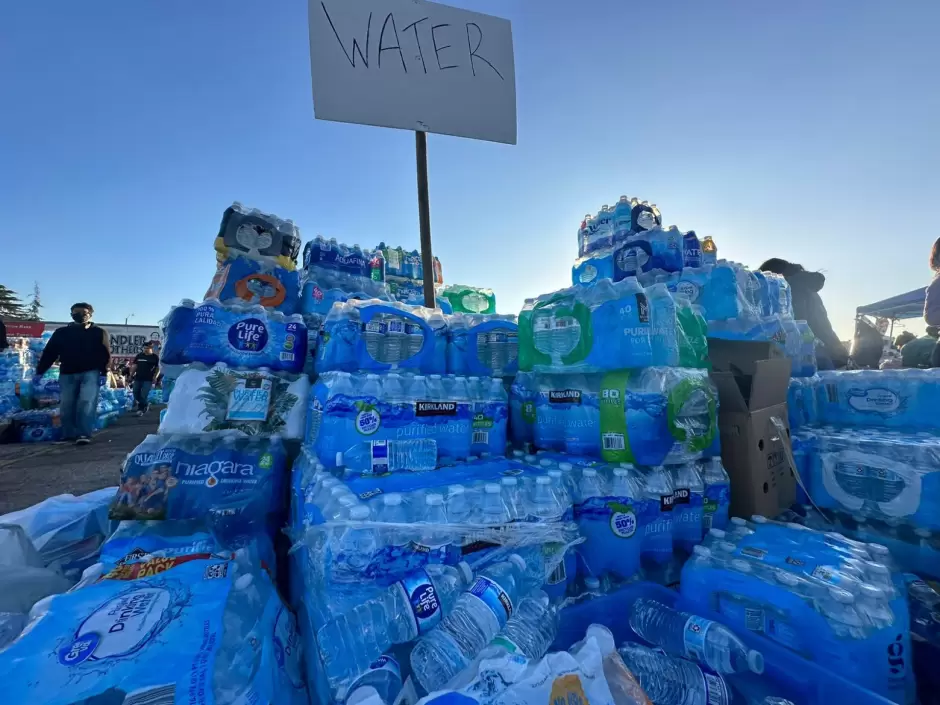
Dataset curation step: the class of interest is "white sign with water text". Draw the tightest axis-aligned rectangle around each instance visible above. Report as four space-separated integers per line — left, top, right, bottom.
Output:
308 0 516 144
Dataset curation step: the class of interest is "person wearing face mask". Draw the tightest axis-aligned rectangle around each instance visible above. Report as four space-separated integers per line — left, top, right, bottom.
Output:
35 302 111 445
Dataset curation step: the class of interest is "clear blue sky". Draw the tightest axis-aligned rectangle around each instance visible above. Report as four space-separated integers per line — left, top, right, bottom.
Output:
2 0 938 338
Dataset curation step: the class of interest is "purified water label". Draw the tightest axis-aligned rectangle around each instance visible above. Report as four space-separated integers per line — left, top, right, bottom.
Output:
227 376 273 421
683 615 714 661
467 576 513 627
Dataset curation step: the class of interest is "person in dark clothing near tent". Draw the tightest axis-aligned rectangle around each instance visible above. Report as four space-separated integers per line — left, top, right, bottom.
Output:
0 319 8 350
35 302 110 445
759 258 849 369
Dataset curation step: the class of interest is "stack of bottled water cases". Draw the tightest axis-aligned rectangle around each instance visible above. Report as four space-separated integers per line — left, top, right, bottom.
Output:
522 452 731 587
570 196 817 373
118 203 309 539
302 236 391 317
315 299 518 379
292 293 572 703
0 341 34 421
202 201 312 377
0 521 307 705
789 368 940 578
375 242 448 309
514 277 718 457
288 449 580 704
680 516 913 704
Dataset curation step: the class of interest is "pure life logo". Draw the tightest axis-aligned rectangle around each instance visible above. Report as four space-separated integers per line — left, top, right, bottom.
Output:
229 318 269 352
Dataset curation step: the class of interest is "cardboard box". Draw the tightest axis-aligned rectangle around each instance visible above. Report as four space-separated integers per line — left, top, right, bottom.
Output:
708 338 795 518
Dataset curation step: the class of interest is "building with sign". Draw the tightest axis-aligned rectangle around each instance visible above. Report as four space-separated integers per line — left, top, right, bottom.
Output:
3 320 161 360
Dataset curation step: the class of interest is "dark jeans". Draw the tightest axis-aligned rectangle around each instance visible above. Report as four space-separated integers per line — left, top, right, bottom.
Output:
59 370 99 439
133 379 153 411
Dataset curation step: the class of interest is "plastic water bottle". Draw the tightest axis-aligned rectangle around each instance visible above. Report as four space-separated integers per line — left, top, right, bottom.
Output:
382 373 405 403
629 598 764 674
447 590 558 690
364 317 386 363
446 484 472 525
410 554 531 693
361 373 383 400
618 642 732 705
338 439 437 474
378 493 411 549
318 563 473 683
481 482 511 524
500 477 523 521
405 320 424 361
386 317 407 364
418 493 450 554
530 475 564 522
426 374 444 402
492 589 557 658
336 504 377 572
578 467 606 502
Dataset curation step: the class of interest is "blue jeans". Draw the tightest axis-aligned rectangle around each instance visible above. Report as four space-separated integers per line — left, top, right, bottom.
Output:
59 370 100 440
133 380 153 411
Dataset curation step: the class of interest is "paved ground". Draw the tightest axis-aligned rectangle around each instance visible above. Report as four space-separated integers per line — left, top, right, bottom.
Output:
0 410 160 515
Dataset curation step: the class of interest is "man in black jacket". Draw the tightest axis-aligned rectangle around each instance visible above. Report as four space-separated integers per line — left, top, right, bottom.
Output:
35 302 110 445
759 259 850 369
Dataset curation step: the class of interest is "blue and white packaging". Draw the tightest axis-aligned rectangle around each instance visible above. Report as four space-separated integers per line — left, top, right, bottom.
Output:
447 313 519 378
109 432 289 532
518 368 718 467
317 299 447 375
816 369 940 430
797 426 940 532
300 236 390 316
0 548 307 705
681 520 913 704
611 226 684 279
518 278 654 373
307 371 494 470
161 299 307 373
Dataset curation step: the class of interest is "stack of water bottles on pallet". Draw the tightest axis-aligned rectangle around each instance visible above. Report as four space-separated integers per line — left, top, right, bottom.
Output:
0 518 307 704
572 195 816 367
0 339 37 421
510 244 725 584
681 515 917 704
376 241 445 308
292 289 583 703
788 367 940 580
0 203 316 702
8 363 130 443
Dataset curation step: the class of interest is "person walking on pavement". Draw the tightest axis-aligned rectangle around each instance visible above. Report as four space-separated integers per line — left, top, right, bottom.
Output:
35 302 110 445
129 341 160 416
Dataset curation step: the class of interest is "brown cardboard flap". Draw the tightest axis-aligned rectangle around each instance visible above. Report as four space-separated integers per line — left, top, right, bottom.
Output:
710 371 750 413
708 338 784 374
748 358 792 409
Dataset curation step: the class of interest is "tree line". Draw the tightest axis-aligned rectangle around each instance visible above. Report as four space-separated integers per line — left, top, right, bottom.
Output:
0 282 43 320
